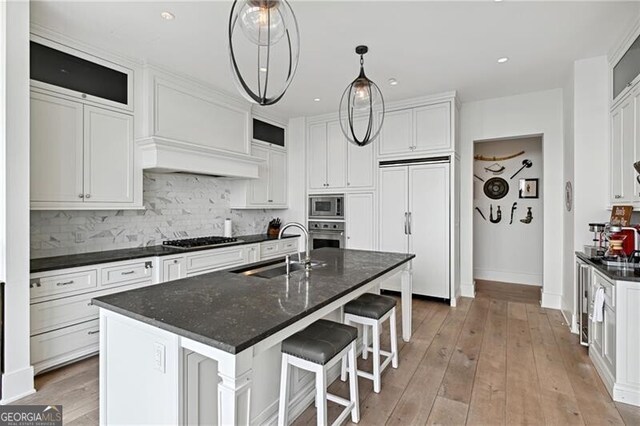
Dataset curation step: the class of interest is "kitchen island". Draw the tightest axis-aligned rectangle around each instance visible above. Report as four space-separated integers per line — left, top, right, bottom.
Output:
93 248 414 425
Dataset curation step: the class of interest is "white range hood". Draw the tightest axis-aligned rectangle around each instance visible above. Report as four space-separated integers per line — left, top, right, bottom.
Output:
137 137 263 179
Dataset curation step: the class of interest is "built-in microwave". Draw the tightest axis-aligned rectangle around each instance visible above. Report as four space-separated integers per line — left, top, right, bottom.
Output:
309 195 344 220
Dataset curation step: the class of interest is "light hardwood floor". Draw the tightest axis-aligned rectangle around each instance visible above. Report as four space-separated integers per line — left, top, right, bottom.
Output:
16 295 640 425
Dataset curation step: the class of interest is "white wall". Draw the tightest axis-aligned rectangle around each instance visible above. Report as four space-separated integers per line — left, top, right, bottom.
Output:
473 137 543 286
573 56 611 249
562 65 576 329
1 0 34 403
460 89 564 309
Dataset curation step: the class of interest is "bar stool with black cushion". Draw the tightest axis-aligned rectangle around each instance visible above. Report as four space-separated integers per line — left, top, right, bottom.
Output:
278 319 360 426
340 293 398 393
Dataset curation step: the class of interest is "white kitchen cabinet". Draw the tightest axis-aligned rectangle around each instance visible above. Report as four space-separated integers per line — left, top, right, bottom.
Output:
327 121 348 189
347 131 375 189
307 120 347 191
30 91 139 210
229 142 288 209
83 106 134 203
378 101 452 158
345 192 375 250
30 92 84 204
259 239 298 261
379 109 413 157
603 303 616 374
162 256 187 282
379 160 450 299
610 85 640 205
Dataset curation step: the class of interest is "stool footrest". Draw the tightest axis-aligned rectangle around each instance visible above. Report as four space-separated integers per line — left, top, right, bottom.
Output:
327 393 351 407
331 402 356 426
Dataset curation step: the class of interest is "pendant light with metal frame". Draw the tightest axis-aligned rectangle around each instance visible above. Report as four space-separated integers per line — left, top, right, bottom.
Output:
339 45 385 147
228 0 300 106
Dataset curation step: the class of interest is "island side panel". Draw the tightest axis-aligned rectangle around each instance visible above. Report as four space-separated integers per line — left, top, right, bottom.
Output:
99 309 181 426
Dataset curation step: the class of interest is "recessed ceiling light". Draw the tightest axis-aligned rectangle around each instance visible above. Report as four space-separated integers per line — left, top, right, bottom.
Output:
494 0 503 2
259 67 268 73
313 98 321 102
160 11 175 20
388 78 399 86
497 57 509 63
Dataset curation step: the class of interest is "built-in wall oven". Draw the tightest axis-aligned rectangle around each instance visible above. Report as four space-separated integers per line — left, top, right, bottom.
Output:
309 195 344 220
308 221 345 249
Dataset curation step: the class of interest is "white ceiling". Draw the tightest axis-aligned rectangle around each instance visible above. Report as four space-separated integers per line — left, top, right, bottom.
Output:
31 1 640 118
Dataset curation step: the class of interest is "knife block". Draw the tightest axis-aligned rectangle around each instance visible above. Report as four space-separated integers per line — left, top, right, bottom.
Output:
267 224 281 237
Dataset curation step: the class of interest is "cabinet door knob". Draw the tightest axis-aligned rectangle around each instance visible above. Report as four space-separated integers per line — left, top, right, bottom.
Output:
347 182 351 186
78 194 84 199
82 93 87 98
173 259 179 264
268 199 273 203
615 195 622 199
85 194 91 199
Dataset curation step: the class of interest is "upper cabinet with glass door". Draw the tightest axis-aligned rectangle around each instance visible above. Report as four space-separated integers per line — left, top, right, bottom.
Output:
30 35 133 112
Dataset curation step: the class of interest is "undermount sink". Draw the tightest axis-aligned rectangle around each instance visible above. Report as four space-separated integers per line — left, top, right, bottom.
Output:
231 259 325 279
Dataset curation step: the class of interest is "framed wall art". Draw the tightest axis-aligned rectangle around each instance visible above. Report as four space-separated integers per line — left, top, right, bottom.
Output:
519 178 539 199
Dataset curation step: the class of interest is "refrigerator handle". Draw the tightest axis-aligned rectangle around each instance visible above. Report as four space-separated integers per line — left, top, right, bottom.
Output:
404 212 408 235
408 212 413 235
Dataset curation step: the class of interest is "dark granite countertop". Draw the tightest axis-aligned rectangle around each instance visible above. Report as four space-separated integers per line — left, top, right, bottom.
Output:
30 234 297 273
576 251 640 283
92 248 414 354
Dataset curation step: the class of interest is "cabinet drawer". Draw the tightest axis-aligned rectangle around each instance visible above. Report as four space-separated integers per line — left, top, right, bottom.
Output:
101 260 153 287
30 280 153 335
280 239 298 252
261 241 280 258
31 319 100 374
30 269 98 300
186 246 248 273
593 271 615 308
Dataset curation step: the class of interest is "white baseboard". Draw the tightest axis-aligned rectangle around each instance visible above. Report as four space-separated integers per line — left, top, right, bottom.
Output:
1 366 35 404
460 281 475 298
541 291 562 309
614 383 640 407
473 269 542 286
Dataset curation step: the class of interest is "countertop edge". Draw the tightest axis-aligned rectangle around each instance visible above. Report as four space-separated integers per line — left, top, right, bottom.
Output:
575 251 640 283
30 234 299 274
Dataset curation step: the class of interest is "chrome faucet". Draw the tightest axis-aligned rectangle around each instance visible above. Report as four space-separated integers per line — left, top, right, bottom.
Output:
278 222 311 270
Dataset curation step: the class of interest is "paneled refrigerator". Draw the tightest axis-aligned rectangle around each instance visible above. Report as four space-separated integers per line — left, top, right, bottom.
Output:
379 158 450 299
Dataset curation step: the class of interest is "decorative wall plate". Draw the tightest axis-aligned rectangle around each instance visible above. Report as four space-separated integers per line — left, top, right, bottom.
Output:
565 181 572 212
484 177 509 200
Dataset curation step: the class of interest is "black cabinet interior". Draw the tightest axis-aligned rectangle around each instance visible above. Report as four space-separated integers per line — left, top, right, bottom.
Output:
30 41 128 105
253 119 285 147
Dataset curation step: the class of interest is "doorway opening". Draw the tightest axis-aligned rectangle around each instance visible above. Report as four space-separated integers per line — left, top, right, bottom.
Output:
473 136 543 304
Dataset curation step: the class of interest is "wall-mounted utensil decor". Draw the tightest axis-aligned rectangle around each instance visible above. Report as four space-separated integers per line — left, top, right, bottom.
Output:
519 178 539 199
474 150 525 162
510 159 533 179
473 174 485 182
634 161 640 184
475 207 487 221
339 45 385 147
484 177 509 200
520 207 533 224
484 163 505 175
490 204 502 223
228 0 300 105
510 202 518 224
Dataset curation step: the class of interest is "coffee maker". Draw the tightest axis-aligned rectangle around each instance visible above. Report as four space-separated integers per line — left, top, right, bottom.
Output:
584 223 606 258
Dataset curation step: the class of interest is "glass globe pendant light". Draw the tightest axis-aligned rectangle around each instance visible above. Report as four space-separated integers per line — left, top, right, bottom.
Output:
228 0 300 106
339 45 385 147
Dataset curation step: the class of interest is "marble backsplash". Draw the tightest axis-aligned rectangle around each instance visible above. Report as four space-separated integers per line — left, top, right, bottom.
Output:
30 172 280 259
